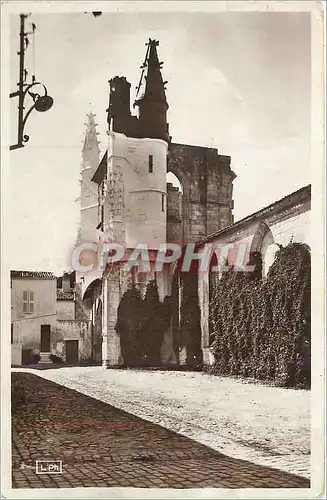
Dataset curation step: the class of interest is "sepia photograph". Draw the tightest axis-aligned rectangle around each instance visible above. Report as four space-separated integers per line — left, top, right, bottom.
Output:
1 1 325 498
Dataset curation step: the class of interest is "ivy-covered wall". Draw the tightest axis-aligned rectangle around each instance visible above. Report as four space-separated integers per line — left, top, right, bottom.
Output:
115 280 171 367
179 269 202 367
209 242 311 388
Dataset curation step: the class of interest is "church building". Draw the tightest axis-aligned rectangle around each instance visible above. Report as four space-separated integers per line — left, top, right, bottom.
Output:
76 39 310 368
76 38 236 367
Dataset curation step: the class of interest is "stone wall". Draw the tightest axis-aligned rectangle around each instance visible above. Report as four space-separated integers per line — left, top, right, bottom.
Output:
52 320 91 361
14 315 57 353
167 143 235 244
56 300 75 320
269 210 310 247
102 266 124 367
167 182 183 244
197 185 311 366
11 344 22 366
103 132 168 249
11 277 56 322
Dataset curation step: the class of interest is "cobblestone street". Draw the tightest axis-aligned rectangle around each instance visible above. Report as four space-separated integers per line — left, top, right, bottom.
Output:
21 366 310 478
11 372 310 489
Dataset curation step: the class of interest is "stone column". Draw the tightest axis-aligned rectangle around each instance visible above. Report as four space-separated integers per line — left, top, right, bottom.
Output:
102 266 123 367
101 278 108 367
198 270 213 366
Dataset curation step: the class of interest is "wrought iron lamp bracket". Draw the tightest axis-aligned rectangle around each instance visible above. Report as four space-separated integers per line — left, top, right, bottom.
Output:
10 14 53 151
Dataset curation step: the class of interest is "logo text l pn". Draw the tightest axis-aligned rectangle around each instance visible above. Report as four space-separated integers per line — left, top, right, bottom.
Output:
36 460 62 474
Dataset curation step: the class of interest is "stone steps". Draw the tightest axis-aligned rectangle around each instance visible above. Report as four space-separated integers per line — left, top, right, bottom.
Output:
39 352 51 364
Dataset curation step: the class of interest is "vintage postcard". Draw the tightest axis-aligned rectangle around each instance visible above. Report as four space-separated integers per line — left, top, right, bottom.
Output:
1 1 325 499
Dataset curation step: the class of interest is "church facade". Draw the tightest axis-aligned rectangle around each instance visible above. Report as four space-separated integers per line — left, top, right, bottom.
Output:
76 39 236 367
76 39 310 368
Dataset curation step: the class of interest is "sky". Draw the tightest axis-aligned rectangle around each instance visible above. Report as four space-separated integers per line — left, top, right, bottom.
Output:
9 10 311 274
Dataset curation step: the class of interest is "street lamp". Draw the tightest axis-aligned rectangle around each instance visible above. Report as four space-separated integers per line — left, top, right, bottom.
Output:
10 14 54 151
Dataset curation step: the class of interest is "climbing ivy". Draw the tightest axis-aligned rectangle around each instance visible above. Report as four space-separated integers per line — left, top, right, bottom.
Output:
141 280 165 365
210 242 311 388
179 266 202 367
116 280 171 367
265 243 311 387
115 286 144 366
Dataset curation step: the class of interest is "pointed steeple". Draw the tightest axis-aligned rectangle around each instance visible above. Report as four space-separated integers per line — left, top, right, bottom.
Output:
134 39 170 142
79 111 101 241
83 111 100 155
134 39 168 106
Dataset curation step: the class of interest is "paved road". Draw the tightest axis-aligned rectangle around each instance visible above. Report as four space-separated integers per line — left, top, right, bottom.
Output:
11 372 310 489
29 366 310 478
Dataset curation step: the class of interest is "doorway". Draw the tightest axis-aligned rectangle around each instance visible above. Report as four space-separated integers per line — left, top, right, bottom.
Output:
65 340 79 364
40 325 51 351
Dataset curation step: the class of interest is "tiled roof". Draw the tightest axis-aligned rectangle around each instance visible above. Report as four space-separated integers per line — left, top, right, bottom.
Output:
11 270 56 280
56 289 74 301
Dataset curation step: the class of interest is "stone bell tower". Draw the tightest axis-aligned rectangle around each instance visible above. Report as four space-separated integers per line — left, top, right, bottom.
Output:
96 39 171 367
79 112 100 241
98 38 170 250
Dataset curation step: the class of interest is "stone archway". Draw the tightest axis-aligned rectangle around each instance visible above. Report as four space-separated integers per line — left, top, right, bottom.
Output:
75 277 102 322
79 278 102 362
167 143 236 243
81 279 102 315
166 163 189 245
250 221 275 277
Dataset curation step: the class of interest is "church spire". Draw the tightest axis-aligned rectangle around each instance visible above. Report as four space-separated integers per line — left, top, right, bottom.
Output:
134 39 168 106
134 39 170 142
79 110 100 242
82 111 100 155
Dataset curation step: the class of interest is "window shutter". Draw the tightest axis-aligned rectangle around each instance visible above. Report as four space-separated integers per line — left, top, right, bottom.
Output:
22 291 34 314
22 291 28 313
29 291 35 314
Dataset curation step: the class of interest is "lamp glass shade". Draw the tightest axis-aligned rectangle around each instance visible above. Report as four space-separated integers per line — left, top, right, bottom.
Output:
35 95 53 112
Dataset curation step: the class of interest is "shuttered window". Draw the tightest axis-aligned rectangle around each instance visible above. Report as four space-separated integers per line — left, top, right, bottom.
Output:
23 291 35 314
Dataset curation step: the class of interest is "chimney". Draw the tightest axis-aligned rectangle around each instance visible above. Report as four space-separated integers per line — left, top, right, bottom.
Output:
62 272 71 292
107 76 132 133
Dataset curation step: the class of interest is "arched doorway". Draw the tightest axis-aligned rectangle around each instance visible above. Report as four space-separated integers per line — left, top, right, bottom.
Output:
81 278 102 362
81 278 102 316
